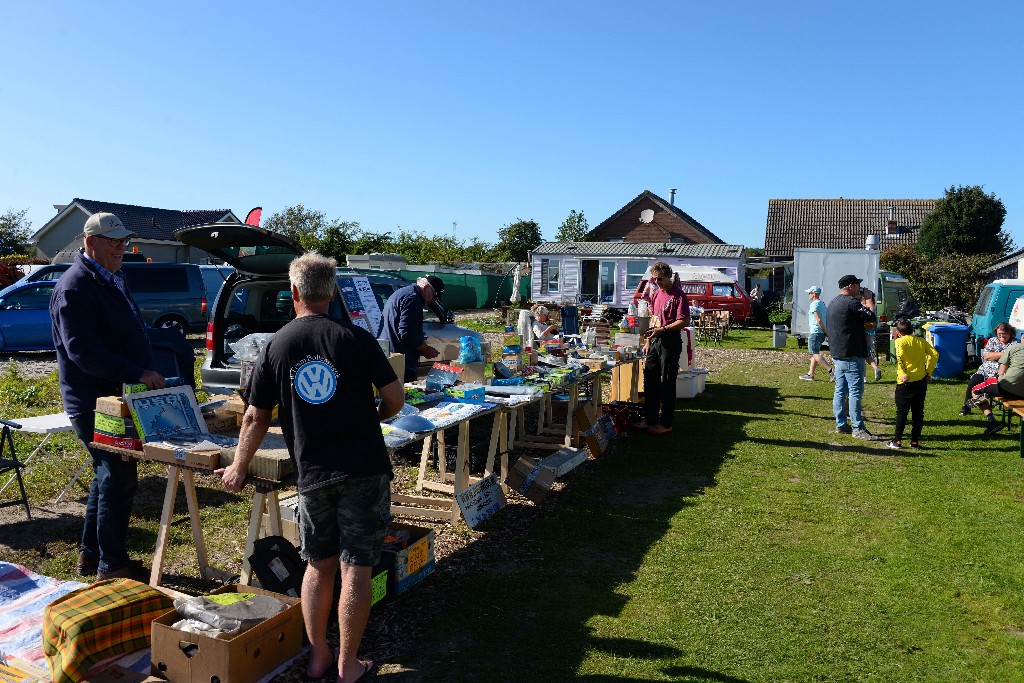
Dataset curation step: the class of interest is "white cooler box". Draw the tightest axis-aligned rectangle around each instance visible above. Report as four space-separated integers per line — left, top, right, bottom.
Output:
676 371 699 399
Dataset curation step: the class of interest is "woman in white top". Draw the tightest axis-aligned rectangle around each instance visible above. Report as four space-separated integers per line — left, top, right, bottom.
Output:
532 305 559 341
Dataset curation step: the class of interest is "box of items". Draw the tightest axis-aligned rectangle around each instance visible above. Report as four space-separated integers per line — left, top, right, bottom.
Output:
379 522 435 596
452 361 490 384
505 456 557 504
95 396 132 418
444 383 486 404
150 585 303 683
142 442 220 470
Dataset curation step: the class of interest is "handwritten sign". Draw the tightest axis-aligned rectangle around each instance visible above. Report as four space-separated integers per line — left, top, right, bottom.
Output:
455 473 507 529
406 538 431 575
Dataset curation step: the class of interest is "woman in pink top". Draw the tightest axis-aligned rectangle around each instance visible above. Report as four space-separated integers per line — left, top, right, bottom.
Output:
642 262 690 435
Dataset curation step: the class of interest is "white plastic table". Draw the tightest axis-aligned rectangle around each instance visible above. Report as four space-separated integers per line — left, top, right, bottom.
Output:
0 412 89 503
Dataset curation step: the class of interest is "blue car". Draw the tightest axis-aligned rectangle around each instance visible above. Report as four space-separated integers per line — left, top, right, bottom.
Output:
0 279 57 351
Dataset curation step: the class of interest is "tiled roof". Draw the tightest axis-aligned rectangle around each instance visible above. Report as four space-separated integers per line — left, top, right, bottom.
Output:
764 199 937 258
586 190 725 243
73 199 237 241
532 242 744 258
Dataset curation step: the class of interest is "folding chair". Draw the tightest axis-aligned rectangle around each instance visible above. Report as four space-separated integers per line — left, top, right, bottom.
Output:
0 419 31 519
560 306 581 337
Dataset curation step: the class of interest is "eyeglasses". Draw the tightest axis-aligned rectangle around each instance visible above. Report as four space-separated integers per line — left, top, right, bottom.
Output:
654 276 668 282
95 235 131 247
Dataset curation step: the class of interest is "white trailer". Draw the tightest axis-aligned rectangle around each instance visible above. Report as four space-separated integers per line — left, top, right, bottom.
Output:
790 248 880 339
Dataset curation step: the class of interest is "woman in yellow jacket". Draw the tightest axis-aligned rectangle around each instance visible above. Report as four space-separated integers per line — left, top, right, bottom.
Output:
888 318 939 450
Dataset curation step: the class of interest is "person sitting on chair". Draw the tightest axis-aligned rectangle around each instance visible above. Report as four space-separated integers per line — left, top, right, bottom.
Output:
531 305 559 341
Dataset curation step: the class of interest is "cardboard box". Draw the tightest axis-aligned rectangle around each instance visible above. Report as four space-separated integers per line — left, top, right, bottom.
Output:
95 411 136 437
204 410 238 433
143 442 220 470
375 353 405 396
573 403 615 457
219 427 294 481
541 446 588 477
260 493 300 547
150 585 303 683
505 456 556 504
380 522 435 596
444 384 486 404
96 395 131 417
92 431 143 452
452 361 489 384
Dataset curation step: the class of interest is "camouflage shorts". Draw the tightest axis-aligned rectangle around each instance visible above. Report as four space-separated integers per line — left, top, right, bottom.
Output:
298 475 392 566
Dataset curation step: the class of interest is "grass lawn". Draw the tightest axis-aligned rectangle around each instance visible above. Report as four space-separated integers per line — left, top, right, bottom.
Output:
2 331 1023 681
391 333 1024 682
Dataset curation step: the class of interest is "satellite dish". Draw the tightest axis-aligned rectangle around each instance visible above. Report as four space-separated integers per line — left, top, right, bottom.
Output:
640 209 655 224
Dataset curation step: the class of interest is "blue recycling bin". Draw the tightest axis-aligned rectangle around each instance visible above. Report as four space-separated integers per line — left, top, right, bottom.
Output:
928 323 969 378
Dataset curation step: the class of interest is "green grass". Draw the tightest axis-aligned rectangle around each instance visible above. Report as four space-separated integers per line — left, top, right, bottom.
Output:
390 332 1024 681
4 334 1024 681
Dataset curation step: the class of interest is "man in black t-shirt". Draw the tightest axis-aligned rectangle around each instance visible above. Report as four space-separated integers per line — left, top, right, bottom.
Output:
217 253 403 683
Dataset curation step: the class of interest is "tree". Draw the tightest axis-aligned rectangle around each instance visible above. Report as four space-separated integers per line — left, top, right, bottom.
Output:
263 204 330 251
917 185 1011 259
881 244 991 312
0 208 32 256
555 209 588 242
494 219 542 263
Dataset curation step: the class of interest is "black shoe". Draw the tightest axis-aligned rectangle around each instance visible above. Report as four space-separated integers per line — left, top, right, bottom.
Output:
909 442 923 450
97 559 149 582
959 406 971 416
836 424 853 434
76 551 98 577
984 422 1005 437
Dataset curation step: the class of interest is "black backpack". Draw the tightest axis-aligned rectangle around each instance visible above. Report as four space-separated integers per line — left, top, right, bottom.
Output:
246 535 306 597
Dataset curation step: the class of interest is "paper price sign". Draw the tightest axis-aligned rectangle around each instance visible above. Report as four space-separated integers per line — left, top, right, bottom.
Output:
406 539 430 575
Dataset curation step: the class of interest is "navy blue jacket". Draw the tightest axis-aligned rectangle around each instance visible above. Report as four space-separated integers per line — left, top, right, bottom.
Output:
50 252 153 419
825 293 876 360
380 284 426 378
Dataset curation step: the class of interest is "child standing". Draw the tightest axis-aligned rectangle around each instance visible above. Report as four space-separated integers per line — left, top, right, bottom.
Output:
888 318 939 449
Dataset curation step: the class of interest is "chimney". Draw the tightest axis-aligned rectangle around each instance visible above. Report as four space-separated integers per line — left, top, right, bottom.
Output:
887 206 898 235
669 188 677 205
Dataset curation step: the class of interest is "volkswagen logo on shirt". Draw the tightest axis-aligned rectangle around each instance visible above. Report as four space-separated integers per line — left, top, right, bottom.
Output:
293 360 337 404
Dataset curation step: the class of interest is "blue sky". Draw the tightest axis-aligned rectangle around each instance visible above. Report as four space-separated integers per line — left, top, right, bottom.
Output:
2 1 1022 250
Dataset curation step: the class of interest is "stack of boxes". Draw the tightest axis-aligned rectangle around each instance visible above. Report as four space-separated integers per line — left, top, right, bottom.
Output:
93 396 142 451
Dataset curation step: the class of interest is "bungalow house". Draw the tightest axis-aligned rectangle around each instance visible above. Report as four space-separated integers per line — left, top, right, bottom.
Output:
529 189 744 308
30 198 242 262
764 198 937 260
529 242 745 308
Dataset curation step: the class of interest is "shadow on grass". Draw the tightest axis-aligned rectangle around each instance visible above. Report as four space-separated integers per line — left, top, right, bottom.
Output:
371 384 769 682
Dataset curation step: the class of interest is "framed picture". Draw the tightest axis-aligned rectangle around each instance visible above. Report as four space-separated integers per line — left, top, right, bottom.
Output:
125 385 207 443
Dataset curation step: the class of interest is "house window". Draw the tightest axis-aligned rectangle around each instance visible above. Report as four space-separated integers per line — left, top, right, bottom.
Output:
542 258 560 293
607 237 624 243
626 261 649 291
670 236 687 243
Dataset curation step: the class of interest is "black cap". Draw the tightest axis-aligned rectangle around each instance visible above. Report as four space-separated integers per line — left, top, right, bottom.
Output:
838 274 862 289
425 275 445 298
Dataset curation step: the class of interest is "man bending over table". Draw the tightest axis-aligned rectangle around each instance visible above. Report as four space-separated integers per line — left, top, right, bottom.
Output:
217 252 403 683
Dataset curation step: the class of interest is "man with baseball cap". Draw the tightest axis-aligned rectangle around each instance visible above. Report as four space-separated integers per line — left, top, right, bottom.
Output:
799 285 834 382
50 212 166 580
825 274 879 439
380 275 445 382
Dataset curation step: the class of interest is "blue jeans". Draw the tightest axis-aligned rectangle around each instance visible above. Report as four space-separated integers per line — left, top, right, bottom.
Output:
833 358 866 431
69 414 139 574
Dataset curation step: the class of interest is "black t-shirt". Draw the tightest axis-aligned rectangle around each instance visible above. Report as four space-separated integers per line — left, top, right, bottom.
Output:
248 315 398 492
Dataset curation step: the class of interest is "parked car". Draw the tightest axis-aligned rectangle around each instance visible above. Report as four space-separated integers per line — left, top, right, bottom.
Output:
174 224 485 394
198 264 234 306
631 271 753 323
22 262 207 335
970 278 1024 359
0 279 58 351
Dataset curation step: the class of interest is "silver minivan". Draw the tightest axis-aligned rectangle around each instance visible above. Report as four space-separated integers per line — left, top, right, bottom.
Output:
175 224 484 394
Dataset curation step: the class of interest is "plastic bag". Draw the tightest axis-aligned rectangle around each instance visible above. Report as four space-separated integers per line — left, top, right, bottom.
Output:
637 300 650 317
173 593 287 635
458 336 483 364
229 333 275 361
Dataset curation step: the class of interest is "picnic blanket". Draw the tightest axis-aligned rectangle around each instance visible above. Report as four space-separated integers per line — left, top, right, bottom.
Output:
43 578 173 683
0 562 85 670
